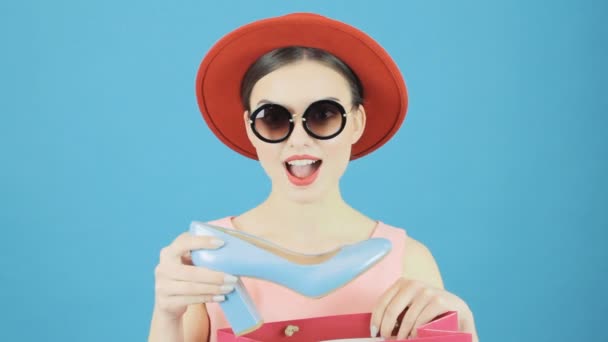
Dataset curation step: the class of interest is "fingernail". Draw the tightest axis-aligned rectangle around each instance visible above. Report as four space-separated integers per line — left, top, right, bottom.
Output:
210 238 225 247
224 274 238 284
220 284 235 293
370 325 378 337
212 295 225 302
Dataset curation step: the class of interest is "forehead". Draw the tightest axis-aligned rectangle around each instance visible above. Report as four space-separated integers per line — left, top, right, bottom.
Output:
249 60 352 111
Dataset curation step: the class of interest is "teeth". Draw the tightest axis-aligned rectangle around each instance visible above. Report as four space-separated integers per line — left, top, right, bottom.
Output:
287 159 318 166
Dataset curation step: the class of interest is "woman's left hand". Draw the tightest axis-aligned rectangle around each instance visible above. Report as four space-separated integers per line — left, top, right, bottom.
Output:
370 277 478 341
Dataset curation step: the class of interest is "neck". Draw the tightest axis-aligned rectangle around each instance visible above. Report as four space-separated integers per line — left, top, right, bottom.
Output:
255 184 356 237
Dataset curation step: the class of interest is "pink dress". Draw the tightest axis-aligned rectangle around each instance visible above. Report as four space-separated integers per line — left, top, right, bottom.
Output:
204 216 408 342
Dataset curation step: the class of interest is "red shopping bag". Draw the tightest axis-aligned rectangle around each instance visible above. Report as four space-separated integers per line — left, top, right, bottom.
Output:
217 311 471 342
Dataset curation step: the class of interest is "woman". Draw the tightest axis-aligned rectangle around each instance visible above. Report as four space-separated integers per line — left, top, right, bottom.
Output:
149 13 478 342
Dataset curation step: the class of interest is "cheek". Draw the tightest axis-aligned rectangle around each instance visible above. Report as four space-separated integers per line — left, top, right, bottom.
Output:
327 140 352 158
254 143 284 174
322 139 352 174
326 127 356 157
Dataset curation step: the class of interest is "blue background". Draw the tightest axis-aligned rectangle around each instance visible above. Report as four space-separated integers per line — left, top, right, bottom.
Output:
1 0 606 341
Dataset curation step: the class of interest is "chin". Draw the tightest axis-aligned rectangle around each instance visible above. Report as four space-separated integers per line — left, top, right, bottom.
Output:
279 181 331 204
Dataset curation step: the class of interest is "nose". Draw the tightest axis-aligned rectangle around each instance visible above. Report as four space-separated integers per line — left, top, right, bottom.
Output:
287 116 313 147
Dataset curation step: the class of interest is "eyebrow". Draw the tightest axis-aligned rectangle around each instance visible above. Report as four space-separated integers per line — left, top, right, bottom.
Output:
255 97 342 111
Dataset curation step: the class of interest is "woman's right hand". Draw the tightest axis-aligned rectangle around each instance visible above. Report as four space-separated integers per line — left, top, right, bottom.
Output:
153 232 237 320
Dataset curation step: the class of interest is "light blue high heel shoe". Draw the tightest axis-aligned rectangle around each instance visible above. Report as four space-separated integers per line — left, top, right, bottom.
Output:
189 220 392 336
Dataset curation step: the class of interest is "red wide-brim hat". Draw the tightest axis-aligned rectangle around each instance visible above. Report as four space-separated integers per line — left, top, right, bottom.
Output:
195 12 408 160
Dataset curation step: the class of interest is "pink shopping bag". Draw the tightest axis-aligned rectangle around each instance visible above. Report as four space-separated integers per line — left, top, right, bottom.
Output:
217 311 472 342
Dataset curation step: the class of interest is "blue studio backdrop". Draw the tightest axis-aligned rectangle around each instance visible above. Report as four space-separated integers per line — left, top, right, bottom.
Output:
1 1 606 341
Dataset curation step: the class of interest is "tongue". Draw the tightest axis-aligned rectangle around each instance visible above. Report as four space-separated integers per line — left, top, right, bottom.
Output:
289 163 316 178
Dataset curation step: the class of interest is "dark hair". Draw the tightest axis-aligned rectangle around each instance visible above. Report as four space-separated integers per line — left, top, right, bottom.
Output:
240 46 364 112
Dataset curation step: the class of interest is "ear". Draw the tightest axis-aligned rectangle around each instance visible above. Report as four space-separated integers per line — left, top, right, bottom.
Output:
351 104 366 145
243 110 254 144
243 110 257 147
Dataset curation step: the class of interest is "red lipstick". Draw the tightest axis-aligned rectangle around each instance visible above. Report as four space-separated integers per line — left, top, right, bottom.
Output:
284 155 322 187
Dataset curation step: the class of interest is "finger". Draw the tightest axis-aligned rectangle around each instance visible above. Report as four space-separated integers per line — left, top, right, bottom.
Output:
410 298 448 338
379 286 417 337
156 279 236 297
156 263 236 285
396 289 433 339
160 232 225 262
163 294 227 309
370 281 401 337
461 313 476 334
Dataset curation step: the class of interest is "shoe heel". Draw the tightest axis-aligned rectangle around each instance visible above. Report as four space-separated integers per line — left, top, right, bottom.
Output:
220 278 262 336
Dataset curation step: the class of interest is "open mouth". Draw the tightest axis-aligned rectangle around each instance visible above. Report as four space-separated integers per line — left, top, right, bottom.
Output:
285 160 322 178
284 159 322 186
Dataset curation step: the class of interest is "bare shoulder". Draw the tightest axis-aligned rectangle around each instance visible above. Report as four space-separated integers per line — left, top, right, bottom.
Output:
402 235 445 289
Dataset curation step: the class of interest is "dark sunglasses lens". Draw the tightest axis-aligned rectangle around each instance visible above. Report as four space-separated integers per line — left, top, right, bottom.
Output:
305 101 345 137
252 105 291 141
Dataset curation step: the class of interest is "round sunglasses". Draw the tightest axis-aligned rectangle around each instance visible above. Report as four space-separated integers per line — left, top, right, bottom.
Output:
248 99 352 143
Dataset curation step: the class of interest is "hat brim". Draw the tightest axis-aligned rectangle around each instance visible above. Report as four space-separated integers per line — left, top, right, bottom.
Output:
196 12 408 160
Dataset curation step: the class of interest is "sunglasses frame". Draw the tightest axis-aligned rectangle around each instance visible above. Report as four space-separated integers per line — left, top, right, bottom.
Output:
248 99 352 144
